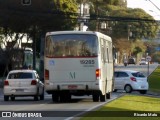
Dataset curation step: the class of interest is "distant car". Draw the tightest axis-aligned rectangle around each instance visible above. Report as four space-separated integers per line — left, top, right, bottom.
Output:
114 70 148 94
3 70 44 101
139 58 148 65
128 58 136 65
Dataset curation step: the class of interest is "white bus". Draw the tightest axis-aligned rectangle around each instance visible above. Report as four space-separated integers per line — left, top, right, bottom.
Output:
44 31 114 102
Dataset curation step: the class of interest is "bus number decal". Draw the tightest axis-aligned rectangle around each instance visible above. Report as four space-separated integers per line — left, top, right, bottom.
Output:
80 60 95 64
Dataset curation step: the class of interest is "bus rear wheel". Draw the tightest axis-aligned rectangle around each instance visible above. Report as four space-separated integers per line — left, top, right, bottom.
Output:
52 92 59 102
92 91 100 102
60 91 71 103
106 92 111 99
100 94 106 102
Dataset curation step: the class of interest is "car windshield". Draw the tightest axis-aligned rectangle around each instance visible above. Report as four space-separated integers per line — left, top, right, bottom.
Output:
132 72 145 78
141 58 146 61
8 72 33 79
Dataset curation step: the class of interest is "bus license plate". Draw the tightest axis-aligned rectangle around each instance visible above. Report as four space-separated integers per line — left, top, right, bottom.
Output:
141 86 145 88
68 85 77 89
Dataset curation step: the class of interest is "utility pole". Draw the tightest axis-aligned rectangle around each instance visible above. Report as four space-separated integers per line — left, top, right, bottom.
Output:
95 0 99 31
79 0 84 31
32 26 36 70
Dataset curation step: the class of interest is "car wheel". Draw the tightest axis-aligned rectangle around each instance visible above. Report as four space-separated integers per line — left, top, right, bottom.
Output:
34 96 39 101
52 92 59 102
40 93 44 100
139 90 147 94
40 88 44 100
34 87 39 101
113 89 117 92
4 95 9 101
11 96 15 101
124 85 132 93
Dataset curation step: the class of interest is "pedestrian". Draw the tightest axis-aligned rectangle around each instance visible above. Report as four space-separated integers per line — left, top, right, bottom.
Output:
28 65 32 70
22 63 28 69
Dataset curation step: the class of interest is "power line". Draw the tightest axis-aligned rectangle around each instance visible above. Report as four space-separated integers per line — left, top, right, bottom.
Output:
146 0 160 12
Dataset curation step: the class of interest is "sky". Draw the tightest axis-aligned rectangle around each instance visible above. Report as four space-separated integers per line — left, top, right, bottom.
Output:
127 0 160 20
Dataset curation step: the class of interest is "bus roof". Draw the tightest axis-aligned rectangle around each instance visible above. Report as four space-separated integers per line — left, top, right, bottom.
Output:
46 31 112 42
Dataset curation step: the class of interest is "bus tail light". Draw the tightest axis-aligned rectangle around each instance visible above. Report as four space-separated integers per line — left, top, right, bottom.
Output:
96 69 101 80
45 69 49 80
4 80 9 86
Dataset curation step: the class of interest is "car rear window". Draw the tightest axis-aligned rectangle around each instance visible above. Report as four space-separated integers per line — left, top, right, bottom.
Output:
132 72 145 77
8 72 33 79
114 72 129 77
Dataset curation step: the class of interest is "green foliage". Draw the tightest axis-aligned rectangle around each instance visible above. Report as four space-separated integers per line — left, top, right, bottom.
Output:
0 0 78 53
0 27 3 46
152 52 160 63
148 66 160 92
110 8 158 40
131 40 146 56
132 46 142 55
0 0 78 33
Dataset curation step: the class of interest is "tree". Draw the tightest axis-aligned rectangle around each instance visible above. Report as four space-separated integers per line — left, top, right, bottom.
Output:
109 8 158 40
0 0 79 72
0 0 78 32
86 1 158 64
114 39 131 63
0 26 31 76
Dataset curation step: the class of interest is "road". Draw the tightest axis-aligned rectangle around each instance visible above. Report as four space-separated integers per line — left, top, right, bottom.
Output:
0 64 158 120
115 63 159 77
0 92 124 120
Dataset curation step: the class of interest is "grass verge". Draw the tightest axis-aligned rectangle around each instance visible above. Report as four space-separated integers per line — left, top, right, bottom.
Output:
148 66 160 93
79 66 160 120
80 95 160 120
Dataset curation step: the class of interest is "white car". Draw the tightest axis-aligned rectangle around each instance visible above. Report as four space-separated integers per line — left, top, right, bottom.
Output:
114 70 148 94
3 70 44 101
139 58 148 65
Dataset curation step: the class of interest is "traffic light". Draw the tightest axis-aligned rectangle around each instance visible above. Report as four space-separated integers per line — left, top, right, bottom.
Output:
21 0 31 5
146 45 151 55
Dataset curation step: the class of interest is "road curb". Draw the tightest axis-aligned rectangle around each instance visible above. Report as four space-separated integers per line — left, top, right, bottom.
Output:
64 93 125 120
146 91 160 97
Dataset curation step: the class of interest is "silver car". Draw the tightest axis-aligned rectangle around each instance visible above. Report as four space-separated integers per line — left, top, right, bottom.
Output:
114 70 148 94
139 58 148 65
3 70 44 101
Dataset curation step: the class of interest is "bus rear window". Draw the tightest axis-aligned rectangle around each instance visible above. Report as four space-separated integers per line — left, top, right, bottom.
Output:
45 34 98 57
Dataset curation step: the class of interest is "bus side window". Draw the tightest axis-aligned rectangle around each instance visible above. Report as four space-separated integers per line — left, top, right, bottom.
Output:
108 42 113 62
103 40 106 62
101 39 105 62
106 48 109 63
104 40 109 63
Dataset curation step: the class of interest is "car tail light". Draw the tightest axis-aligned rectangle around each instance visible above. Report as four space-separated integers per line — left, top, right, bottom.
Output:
130 77 136 82
4 80 9 86
45 69 49 80
31 80 37 85
96 69 101 80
